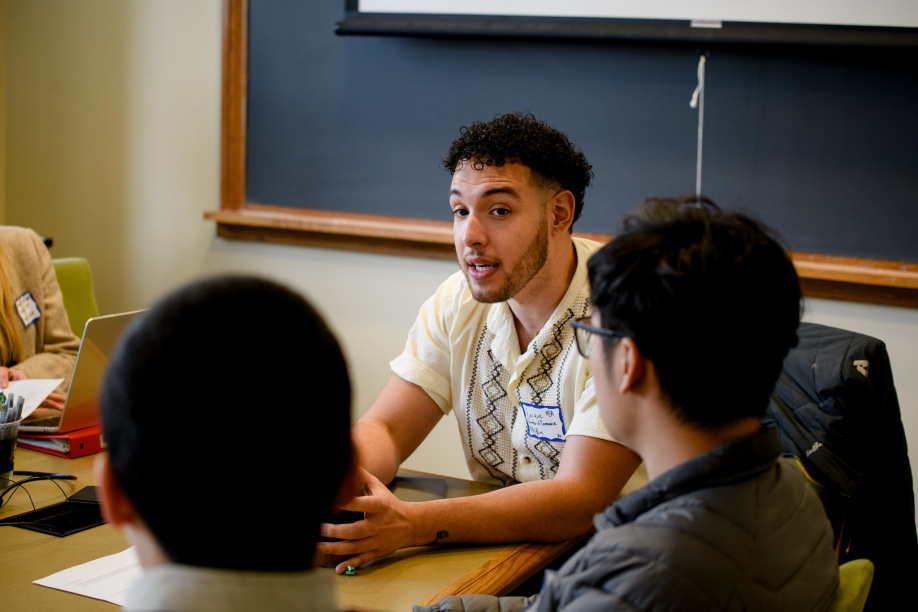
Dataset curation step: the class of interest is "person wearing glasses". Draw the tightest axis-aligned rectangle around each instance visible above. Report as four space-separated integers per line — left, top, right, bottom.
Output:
418 197 839 611
317 113 644 573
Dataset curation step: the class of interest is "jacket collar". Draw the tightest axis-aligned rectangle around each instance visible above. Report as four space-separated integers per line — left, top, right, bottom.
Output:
598 427 783 529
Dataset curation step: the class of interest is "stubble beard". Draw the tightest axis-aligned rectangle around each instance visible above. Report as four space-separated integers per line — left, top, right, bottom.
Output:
465 217 549 304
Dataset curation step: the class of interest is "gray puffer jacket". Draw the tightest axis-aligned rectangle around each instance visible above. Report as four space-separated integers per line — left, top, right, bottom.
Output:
416 428 838 612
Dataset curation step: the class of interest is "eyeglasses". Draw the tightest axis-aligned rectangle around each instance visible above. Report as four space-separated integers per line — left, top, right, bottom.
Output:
569 316 627 358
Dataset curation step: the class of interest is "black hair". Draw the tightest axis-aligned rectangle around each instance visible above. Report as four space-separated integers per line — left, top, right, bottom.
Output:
588 196 802 427
99 275 351 570
443 112 593 227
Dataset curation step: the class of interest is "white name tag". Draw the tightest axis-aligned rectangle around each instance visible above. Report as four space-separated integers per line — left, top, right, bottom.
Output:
15 291 41 328
521 402 566 442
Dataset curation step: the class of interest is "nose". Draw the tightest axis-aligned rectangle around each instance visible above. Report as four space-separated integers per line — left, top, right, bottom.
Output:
459 211 486 249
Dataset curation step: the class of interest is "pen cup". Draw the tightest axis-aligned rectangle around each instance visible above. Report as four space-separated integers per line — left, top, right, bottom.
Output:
0 419 20 493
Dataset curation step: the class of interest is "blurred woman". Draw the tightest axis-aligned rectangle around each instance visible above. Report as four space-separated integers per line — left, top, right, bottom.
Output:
0 226 80 410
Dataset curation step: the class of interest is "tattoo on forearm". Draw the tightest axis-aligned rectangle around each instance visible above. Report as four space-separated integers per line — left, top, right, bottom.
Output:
430 530 449 544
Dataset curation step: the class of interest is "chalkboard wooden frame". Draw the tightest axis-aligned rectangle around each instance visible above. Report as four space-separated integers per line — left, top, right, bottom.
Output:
205 0 918 308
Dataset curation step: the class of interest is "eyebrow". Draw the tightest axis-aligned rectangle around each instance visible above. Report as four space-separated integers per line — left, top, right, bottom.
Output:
449 186 522 199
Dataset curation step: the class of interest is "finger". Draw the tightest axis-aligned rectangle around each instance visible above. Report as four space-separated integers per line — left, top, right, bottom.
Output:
0 368 9 387
332 493 369 512
315 539 350 558
41 392 67 409
318 520 373 542
331 487 391 514
315 539 342 556
335 551 381 575
39 397 65 411
337 495 380 514
8 369 27 381
318 528 387 557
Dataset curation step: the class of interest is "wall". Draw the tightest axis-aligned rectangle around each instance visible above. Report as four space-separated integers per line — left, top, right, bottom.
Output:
4 1 918 512
5 0 219 312
0 0 5 222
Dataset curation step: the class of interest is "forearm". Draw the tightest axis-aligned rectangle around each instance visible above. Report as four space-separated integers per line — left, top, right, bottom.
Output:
351 373 446 485
404 437 641 546
403 476 610 547
319 471 611 575
351 417 403 485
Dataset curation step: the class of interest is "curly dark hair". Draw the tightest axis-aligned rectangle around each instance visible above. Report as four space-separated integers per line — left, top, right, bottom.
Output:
443 112 594 227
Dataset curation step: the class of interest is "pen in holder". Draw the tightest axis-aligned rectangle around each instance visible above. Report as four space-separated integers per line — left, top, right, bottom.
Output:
0 393 24 493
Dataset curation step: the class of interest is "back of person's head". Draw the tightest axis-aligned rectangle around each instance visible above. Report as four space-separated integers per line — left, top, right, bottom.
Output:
442 111 594 226
100 275 351 571
588 197 801 427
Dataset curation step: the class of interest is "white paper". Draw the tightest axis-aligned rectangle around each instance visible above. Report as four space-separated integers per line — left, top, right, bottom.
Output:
15 437 68 453
4 378 64 419
34 547 141 606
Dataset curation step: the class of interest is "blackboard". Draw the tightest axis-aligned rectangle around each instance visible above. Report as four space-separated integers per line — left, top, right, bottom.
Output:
208 0 918 307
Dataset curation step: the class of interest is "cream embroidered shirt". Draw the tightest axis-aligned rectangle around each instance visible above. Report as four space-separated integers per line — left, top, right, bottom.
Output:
391 237 612 485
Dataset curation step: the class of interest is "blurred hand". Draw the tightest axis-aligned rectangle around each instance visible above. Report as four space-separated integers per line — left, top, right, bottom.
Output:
315 466 418 574
0 367 27 388
39 392 66 411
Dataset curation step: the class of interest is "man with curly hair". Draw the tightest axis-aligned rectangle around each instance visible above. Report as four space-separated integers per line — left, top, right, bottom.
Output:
416 198 839 611
318 113 644 573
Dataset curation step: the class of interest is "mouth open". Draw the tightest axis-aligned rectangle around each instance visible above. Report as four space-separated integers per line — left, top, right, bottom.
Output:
467 261 498 280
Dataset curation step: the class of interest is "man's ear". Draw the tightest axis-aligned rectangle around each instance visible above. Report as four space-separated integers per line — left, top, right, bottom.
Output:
549 190 576 234
94 453 138 527
617 337 647 394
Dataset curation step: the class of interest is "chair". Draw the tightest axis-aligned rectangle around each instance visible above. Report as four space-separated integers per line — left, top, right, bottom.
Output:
827 559 874 612
764 322 918 611
52 257 100 336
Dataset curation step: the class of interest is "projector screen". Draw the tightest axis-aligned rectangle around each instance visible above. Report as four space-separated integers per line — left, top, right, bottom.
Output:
357 1 918 29
340 0 918 46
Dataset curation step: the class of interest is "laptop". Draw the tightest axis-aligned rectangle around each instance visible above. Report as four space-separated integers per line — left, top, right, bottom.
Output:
19 310 143 434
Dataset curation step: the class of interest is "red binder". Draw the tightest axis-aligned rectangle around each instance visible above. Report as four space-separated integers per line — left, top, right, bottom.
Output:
16 425 106 459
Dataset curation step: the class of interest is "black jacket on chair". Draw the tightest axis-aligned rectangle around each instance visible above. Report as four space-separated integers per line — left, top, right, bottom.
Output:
764 322 918 611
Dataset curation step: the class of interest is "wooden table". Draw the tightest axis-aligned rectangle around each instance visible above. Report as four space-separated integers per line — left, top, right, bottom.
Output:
337 472 582 610
0 449 580 611
0 449 124 611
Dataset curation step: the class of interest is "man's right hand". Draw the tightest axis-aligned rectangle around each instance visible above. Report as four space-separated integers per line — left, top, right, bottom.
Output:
316 466 421 573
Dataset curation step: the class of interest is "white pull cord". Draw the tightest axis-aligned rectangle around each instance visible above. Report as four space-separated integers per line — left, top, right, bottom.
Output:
689 54 706 198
